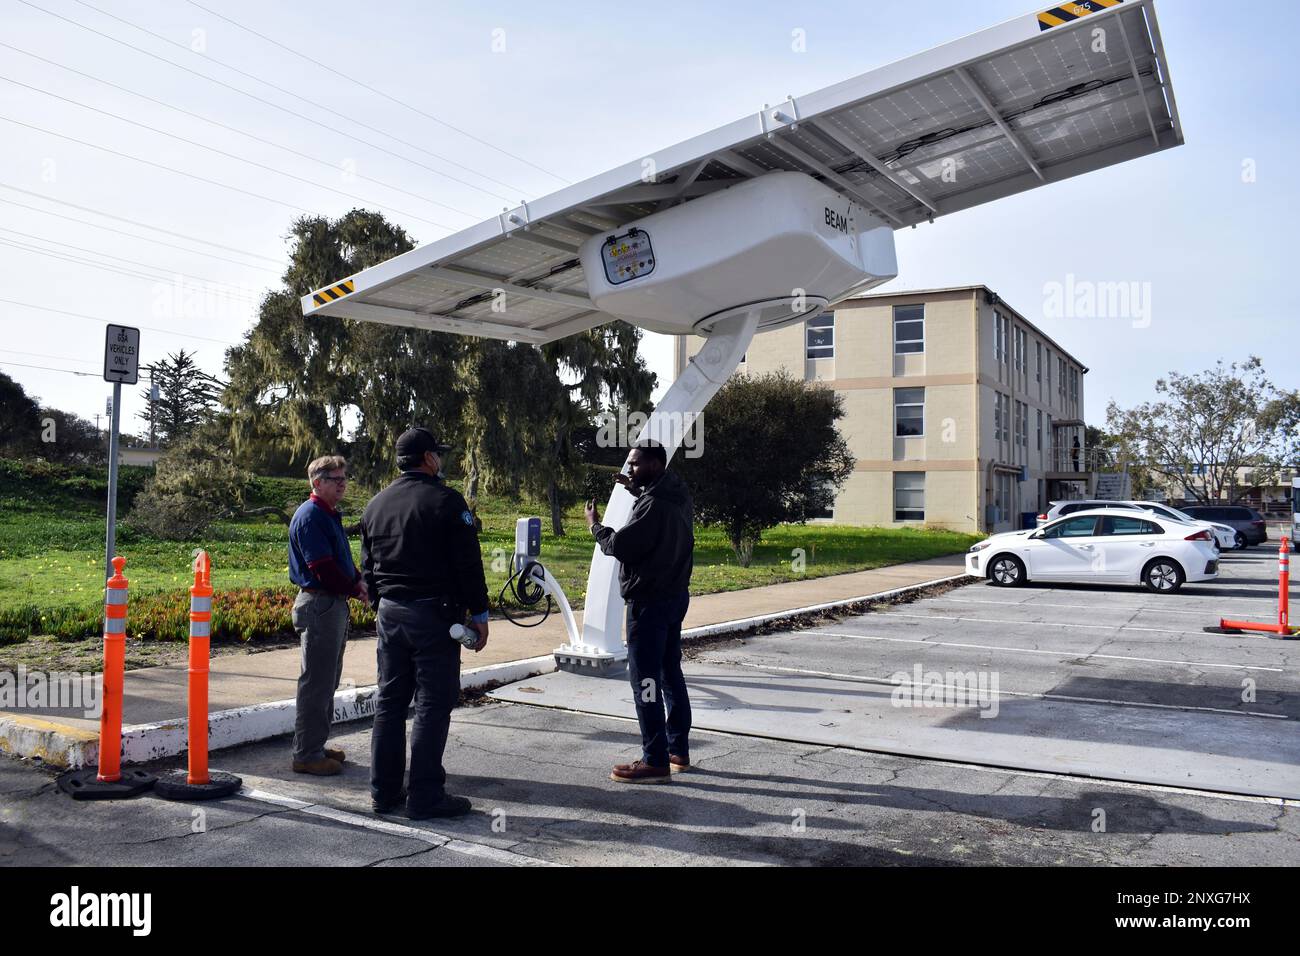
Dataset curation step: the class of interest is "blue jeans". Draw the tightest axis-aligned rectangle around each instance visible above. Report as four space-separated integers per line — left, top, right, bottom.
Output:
626 590 691 767
371 598 461 811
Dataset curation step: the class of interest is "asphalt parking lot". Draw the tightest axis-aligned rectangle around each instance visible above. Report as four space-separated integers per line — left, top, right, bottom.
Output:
496 545 1300 802
3 545 1297 866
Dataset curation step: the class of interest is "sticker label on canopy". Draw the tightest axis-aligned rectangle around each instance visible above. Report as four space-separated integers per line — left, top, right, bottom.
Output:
1037 0 1123 31
601 229 655 286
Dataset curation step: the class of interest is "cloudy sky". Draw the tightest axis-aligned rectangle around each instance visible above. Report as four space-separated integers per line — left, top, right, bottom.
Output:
1 0 1292 438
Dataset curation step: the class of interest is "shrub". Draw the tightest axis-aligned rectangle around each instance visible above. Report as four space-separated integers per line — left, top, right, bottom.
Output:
0 588 377 644
127 440 256 540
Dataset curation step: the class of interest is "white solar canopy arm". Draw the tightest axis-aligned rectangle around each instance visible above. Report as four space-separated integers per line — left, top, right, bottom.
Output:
302 0 1181 340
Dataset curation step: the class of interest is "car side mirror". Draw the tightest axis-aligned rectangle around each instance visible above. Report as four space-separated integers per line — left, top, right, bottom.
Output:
1028 531 1043 540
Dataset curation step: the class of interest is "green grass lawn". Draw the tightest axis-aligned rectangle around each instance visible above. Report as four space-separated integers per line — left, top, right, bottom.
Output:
0 459 980 629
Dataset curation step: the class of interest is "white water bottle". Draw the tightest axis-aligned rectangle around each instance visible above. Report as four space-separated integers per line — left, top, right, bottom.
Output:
449 623 478 648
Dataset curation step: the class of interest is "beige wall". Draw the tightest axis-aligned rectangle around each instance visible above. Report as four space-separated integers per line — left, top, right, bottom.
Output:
671 287 1088 534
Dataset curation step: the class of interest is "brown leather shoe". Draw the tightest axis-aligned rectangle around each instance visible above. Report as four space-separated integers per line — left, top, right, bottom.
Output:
324 746 345 763
669 755 690 773
610 760 671 784
292 757 342 776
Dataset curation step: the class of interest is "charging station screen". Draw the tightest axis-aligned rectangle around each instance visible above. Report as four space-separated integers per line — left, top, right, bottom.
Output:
601 229 655 285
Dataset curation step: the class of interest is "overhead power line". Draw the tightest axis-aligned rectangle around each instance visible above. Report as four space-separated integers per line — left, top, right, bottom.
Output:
0 42 481 220
0 73 472 226
17 0 525 203
0 113 454 232
0 236 265 301
0 183 286 265
0 195 282 274
0 296 243 347
0 360 96 377
0 347 99 366
184 0 570 185
0 226 264 297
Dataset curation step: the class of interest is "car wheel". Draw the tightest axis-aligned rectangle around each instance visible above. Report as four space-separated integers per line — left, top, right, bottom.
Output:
1233 532 1247 551
987 554 1026 587
1143 558 1184 594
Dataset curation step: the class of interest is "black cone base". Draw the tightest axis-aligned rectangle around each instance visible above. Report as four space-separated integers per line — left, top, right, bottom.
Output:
153 769 243 801
57 767 157 801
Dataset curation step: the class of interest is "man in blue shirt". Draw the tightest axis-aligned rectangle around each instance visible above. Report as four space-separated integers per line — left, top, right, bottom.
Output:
288 455 367 775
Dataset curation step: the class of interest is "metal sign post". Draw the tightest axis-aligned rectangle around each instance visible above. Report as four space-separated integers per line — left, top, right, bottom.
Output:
103 325 140 580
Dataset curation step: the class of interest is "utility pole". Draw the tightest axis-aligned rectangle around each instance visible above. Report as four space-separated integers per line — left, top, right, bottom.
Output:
149 369 158 447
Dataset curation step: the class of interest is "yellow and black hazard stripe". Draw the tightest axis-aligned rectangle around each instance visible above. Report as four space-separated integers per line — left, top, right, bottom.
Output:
311 279 355 306
1038 0 1122 31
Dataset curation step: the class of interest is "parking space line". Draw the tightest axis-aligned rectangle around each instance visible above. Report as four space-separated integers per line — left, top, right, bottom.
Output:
713 660 1288 720
930 596 1278 621
879 610 1231 637
239 787 558 867
800 630 1284 672
978 587 1284 609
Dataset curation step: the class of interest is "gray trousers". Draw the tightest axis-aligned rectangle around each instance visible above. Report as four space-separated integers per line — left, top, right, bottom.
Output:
291 591 350 762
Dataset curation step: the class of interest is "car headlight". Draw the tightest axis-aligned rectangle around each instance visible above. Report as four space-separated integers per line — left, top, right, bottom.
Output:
969 540 993 553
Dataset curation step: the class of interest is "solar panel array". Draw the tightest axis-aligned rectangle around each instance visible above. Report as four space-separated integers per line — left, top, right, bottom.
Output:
304 0 1181 343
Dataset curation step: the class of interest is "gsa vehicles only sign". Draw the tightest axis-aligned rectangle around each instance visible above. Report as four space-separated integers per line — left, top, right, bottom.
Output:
103 325 140 385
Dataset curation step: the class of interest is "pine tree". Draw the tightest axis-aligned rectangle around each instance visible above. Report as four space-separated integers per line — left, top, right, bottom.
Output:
138 349 225 447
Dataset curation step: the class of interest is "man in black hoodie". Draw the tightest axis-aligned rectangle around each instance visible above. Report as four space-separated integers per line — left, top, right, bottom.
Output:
585 441 694 784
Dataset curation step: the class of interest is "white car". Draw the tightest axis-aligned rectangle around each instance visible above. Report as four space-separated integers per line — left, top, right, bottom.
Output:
1121 501 1237 552
1038 499 1231 552
966 508 1220 593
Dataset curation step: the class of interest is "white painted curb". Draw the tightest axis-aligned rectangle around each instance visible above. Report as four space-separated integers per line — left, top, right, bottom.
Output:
4 571 966 769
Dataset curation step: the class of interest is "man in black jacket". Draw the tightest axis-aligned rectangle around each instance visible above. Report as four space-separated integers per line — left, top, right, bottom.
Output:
361 427 489 819
585 441 694 784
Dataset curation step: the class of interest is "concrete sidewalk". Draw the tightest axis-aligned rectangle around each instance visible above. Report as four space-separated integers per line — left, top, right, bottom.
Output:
0 554 965 765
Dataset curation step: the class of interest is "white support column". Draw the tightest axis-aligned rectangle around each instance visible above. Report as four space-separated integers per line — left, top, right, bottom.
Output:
554 308 761 671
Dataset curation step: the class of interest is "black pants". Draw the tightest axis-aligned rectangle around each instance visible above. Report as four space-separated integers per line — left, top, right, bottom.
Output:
371 597 461 811
626 590 691 767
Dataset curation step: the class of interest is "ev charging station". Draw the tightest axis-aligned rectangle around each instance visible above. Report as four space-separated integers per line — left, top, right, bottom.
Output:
303 0 1183 675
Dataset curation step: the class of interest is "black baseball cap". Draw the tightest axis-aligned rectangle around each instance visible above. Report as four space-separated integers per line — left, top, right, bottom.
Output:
396 427 452 459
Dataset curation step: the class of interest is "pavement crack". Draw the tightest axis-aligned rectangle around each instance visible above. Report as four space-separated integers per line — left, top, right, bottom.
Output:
0 782 56 801
98 804 298 847
449 738 604 772
364 844 438 867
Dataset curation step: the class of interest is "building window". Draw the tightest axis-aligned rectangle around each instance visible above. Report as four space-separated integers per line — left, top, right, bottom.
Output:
1070 366 1079 406
995 472 1011 523
1035 341 1042 384
893 304 924 354
1015 400 1028 450
1014 327 1026 376
806 313 834 359
1036 409 1042 451
994 311 1008 365
993 392 1007 444
894 471 925 521
895 387 925 437
1058 357 1067 403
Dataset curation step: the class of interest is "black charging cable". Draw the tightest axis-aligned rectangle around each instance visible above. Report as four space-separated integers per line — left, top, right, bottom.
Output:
497 559 554 627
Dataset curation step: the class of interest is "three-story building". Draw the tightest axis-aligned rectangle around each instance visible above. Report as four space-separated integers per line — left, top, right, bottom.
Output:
673 285 1091 533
